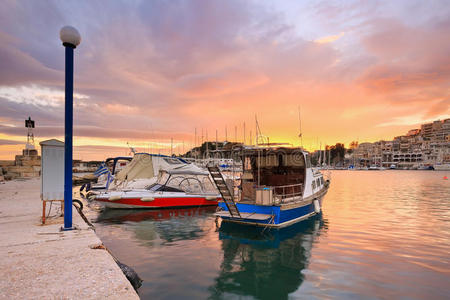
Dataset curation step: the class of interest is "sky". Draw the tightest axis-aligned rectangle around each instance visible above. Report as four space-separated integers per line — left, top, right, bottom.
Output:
0 0 449 160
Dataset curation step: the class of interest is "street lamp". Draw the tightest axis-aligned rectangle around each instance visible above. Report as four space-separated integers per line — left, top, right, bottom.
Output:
60 26 81 230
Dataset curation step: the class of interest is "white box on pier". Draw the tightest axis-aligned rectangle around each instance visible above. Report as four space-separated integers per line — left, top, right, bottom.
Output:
40 139 64 201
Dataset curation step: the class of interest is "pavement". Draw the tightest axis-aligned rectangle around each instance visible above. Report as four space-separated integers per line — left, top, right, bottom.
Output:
0 178 140 299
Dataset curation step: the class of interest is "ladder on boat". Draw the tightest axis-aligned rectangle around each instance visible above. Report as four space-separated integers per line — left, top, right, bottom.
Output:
207 166 241 218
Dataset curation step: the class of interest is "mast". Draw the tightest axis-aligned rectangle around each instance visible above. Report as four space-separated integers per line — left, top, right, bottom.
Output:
319 142 322 166
255 115 262 145
243 122 246 145
194 127 197 159
206 129 209 159
298 106 303 148
215 129 218 159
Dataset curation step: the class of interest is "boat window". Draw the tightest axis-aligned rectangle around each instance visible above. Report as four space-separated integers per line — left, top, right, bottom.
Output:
259 155 278 167
320 177 324 184
147 183 162 191
278 154 283 167
163 158 184 165
305 154 312 168
244 157 252 170
146 183 183 193
284 154 305 167
312 181 316 190
316 178 320 186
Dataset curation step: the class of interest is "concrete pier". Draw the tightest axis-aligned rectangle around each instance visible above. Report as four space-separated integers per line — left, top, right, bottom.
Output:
0 179 139 299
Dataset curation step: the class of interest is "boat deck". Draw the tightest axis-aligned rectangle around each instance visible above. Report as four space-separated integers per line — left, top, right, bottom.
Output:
214 211 272 220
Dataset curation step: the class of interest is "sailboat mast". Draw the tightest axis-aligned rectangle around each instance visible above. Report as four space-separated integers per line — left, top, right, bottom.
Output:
243 122 246 145
298 106 303 148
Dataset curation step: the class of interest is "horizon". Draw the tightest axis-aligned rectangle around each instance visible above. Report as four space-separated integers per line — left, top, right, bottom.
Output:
1 1 449 160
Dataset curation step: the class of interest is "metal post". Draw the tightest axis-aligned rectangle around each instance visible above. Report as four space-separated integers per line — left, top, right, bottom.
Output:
63 45 74 230
60 25 80 230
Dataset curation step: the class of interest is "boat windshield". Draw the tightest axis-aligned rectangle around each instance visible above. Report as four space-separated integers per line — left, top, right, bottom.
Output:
154 171 217 194
146 183 184 193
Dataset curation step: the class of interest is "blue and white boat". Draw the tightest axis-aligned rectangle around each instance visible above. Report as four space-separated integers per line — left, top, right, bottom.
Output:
210 147 330 228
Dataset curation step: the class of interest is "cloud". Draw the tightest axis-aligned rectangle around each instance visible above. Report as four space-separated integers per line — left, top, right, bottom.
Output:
0 32 62 86
315 32 345 44
376 113 450 127
0 139 22 146
0 85 89 107
176 69 269 98
425 98 450 118
0 1 449 158
359 19 450 93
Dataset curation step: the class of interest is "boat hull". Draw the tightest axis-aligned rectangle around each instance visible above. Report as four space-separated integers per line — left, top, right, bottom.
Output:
95 196 220 209
217 196 324 228
217 184 329 228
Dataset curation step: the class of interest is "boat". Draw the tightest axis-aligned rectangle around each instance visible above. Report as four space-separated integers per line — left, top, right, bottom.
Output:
433 164 450 171
88 156 132 190
87 153 192 192
417 164 435 170
211 147 330 228
93 168 221 209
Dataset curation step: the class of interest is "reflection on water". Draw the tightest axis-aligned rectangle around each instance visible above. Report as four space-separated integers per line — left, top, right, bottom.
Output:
210 217 326 300
91 171 450 299
96 207 217 245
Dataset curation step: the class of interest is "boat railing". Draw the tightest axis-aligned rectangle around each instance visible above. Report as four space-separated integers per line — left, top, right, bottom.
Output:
273 183 303 203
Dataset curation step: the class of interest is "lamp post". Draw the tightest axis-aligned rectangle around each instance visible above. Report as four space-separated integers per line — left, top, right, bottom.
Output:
60 26 81 230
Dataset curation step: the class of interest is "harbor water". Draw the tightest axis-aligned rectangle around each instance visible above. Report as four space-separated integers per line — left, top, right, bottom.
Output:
90 171 449 299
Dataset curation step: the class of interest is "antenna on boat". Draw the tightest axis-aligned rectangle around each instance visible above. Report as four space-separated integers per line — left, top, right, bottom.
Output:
127 142 136 155
298 106 303 148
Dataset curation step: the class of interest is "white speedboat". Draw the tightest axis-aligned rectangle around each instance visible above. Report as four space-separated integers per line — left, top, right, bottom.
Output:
87 153 193 192
94 169 220 209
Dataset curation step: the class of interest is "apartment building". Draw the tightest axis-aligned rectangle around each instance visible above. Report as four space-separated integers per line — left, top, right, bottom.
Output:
351 118 449 168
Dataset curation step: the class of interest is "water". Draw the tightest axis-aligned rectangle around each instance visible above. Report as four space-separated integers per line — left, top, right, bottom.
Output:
89 171 450 299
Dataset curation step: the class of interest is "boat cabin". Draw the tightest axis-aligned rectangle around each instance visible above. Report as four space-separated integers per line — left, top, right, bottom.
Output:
241 147 311 204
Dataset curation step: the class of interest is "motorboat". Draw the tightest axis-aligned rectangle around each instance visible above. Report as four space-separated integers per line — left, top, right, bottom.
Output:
433 164 448 171
88 156 132 190
211 147 330 228
88 153 192 192
93 168 221 209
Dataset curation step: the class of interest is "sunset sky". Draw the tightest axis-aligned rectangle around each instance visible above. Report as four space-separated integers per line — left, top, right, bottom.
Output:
0 0 449 160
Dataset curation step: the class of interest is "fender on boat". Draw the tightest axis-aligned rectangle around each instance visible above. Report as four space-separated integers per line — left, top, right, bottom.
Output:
313 199 321 213
140 197 155 202
109 195 121 201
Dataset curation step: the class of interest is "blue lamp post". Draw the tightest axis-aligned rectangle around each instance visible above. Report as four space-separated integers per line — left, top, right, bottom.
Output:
60 26 81 230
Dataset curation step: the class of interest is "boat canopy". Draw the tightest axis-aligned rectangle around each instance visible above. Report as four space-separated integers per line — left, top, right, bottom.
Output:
155 166 217 194
114 153 156 182
165 165 209 176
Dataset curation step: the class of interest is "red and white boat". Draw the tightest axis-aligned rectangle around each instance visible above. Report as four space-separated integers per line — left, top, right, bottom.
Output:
93 169 221 209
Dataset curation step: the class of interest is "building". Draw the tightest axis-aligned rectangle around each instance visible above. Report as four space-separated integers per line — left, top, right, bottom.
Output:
350 118 449 169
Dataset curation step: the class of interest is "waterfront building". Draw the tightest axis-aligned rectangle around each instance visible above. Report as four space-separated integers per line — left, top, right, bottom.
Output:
346 118 449 169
